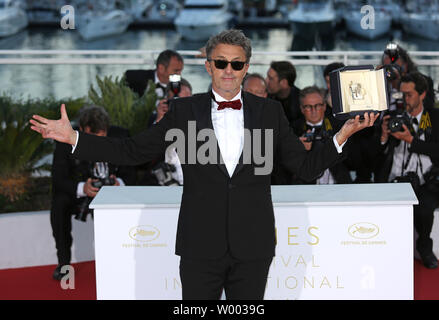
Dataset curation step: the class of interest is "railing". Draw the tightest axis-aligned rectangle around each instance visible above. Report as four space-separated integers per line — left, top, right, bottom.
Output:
0 50 439 67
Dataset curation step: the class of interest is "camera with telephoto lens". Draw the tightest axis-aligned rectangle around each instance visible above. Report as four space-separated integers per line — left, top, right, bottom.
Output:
387 111 411 133
152 161 180 186
75 163 115 222
168 74 181 97
383 43 402 81
91 176 115 188
381 43 405 110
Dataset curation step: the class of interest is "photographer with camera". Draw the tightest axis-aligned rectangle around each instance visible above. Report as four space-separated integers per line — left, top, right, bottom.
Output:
124 49 184 99
50 105 136 280
145 77 192 186
376 72 439 269
271 86 352 185
381 43 435 112
154 76 192 124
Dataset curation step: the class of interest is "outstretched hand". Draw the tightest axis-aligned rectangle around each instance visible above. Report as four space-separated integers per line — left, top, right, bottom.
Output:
336 112 380 146
29 104 77 145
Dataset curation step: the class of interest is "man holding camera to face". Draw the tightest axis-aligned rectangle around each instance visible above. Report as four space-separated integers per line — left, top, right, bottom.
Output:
149 77 193 186
376 72 439 269
50 106 136 280
291 86 352 185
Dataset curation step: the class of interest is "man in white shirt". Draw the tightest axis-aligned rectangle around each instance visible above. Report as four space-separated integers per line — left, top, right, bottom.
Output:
378 72 439 269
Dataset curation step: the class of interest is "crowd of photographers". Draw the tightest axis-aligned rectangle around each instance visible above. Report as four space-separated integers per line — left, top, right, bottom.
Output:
50 43 439 280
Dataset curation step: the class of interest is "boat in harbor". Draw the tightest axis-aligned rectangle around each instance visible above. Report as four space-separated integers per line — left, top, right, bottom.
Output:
400 0 439 40
288 0 336 37
0 0 28 37
75 1 133 41
174 0 233 41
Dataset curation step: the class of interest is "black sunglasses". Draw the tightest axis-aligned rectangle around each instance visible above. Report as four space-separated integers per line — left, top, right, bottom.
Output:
209 59 247 71
301 103 325 111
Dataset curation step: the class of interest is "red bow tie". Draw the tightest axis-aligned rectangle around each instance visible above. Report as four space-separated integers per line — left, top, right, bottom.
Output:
211 93 242 111
216 100 242 111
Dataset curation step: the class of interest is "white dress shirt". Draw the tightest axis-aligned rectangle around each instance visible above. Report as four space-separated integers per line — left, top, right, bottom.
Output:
211 89 244 177
389 108 433 184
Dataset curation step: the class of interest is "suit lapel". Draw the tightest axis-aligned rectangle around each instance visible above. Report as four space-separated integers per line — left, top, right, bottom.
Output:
191 92 229 178
232 92 262 178
191 92 264 179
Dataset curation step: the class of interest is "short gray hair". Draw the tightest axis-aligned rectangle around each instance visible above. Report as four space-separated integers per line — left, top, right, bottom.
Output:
299 86 325 106
205 29 252 63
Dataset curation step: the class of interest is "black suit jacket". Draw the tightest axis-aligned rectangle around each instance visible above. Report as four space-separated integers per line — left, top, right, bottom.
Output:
72 92 342 260
269 85 302 125
124 69 155 97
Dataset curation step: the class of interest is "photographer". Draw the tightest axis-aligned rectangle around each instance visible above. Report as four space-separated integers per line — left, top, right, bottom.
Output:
144 77 192 186
154 77 192 124
124 49 184 98
50 105 136 280
381 43 435 111
376 72 439 269
271 86 351 185
290 86 352 185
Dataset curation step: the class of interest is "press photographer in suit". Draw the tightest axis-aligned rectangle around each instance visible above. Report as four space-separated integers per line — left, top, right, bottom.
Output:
124 49 184 98
50 105 136 280
291 86 352 185
376 72 439 269
31 29 378 299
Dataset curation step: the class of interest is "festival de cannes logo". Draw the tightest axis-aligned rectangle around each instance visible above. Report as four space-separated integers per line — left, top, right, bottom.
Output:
129 225 160 242
348 222 379 240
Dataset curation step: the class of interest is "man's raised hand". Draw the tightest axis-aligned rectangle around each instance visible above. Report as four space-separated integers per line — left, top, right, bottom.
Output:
336 111 380 146
29 104 77 146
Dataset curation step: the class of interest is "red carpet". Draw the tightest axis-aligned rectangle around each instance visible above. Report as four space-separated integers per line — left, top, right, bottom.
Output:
0 259 437 300
414 259 439 300
0 261 96 300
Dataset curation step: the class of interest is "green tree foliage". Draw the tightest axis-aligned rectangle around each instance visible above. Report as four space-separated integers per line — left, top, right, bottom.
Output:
88 75 157 135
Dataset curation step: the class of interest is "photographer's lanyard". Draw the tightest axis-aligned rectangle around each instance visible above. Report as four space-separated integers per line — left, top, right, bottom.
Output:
401 146 423 178
401 118 424 178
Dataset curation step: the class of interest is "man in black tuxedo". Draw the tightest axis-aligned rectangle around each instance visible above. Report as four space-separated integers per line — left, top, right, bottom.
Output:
31 30 378 299
375 72 439 269
265 60 302 125
124 49 184 98
291 86 352 185
50 106 136 280
124 50 184 185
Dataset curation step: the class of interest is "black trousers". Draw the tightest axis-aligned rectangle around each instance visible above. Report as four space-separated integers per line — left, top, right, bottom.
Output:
179 252 273 300
50 194 74 266
414 184 439 256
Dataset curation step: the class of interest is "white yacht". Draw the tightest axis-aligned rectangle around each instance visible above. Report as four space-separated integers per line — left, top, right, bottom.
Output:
0 0 28 38
76 9 133 41
148 0 181 21
288 0 336 37
343 3 392 40
400 0 439 40
174 0 233 41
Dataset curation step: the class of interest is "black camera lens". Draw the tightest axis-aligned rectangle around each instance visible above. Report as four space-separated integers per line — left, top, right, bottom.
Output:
92 180 103 188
